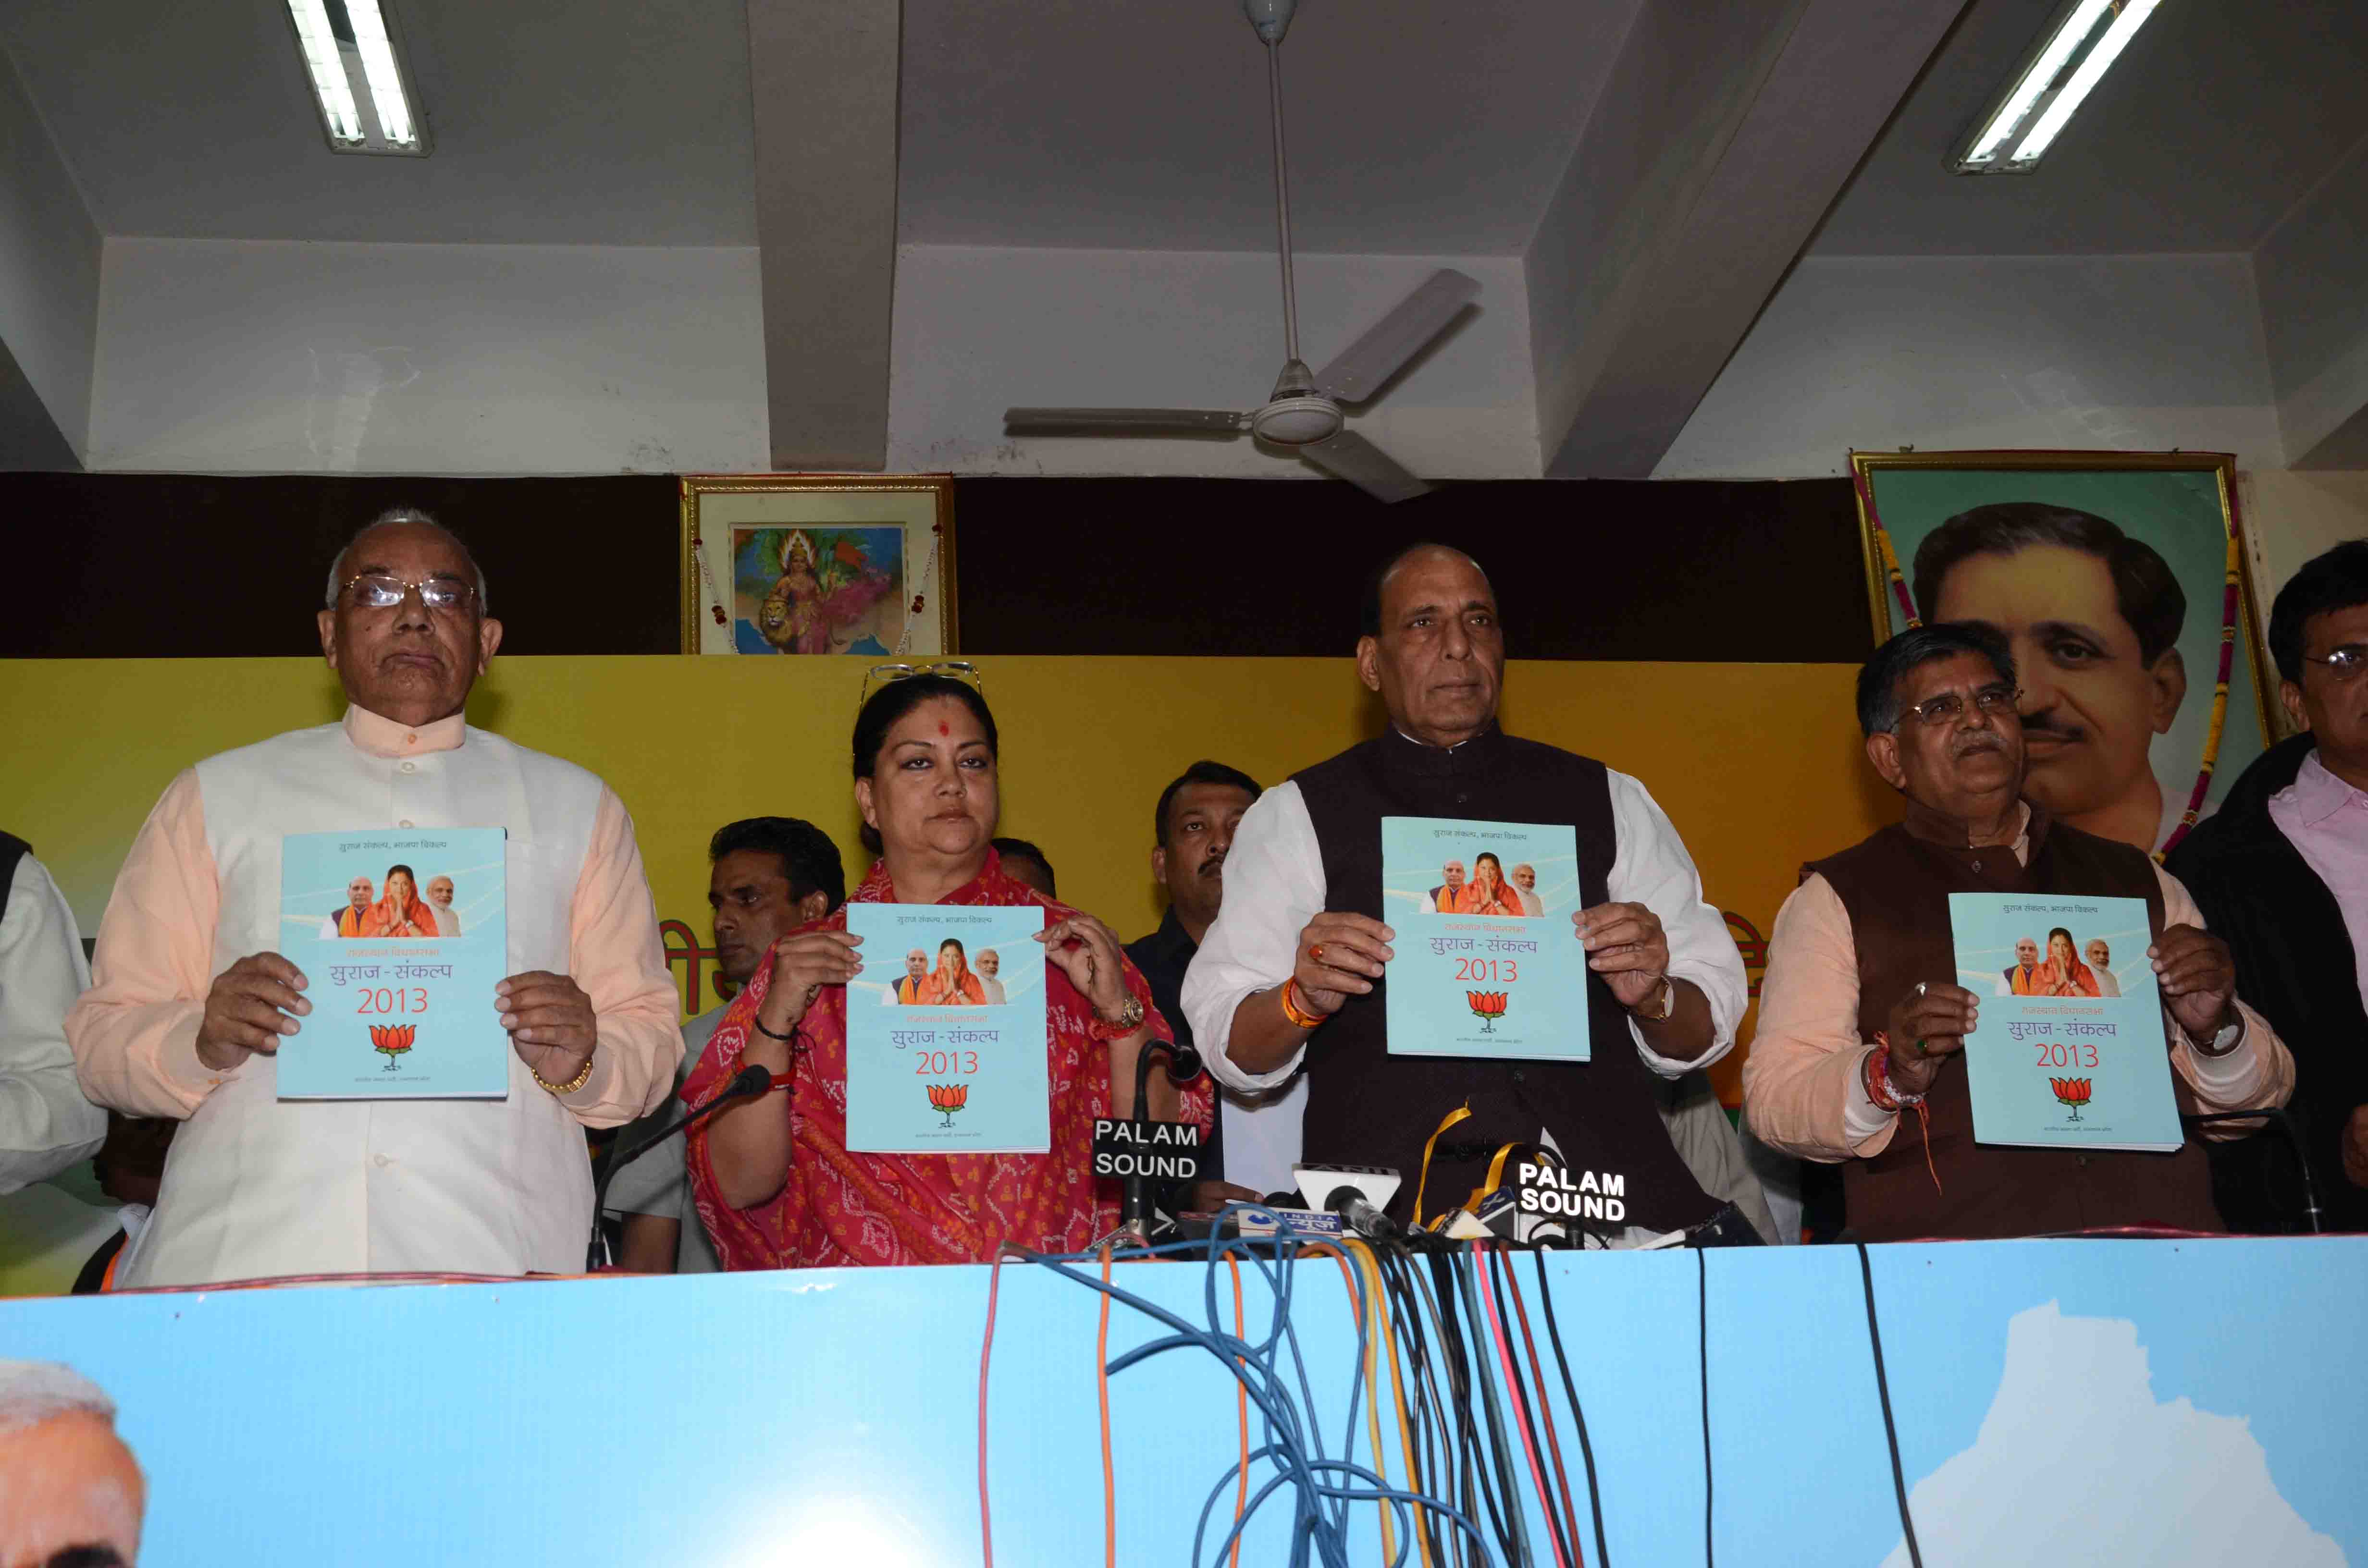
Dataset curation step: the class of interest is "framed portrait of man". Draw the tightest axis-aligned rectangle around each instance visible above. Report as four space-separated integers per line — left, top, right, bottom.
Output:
680 475 956 656
1850 451 2273 856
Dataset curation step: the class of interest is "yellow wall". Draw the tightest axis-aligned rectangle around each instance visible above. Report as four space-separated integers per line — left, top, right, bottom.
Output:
0 655 1896 1098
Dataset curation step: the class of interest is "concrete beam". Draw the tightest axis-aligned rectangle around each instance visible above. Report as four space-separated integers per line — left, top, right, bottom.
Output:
2259 130 2368 471
744 0 902 471
1528 0 1966 478
0 43 99 466
0 334 78 470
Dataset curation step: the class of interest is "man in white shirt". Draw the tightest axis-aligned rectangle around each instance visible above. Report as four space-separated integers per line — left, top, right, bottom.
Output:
0 835 105 1195
1183 545 1754 1240
2085 939 2121 997
424 874 463 937
609 815 844 1274
66 510 679 1286
976 949 1007 1005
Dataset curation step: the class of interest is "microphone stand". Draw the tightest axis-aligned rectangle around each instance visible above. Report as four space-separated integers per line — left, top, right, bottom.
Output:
587 1063 776 1271
2180 1107 2324 1236
1097 1040 1203 1251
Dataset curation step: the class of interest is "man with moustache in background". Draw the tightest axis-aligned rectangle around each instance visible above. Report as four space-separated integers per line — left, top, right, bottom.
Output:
1915 503 2190 850
609 817 843 1273
1127 761 1294 1204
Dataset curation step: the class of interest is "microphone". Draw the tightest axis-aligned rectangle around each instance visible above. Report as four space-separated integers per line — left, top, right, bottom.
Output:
588 1063 775 1271
1295 1164 1403 1241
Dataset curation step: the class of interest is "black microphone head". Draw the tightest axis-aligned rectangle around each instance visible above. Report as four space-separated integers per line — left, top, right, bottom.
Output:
1163 1043 1204 1083
729 1063 775 1096
1261 1191 1303 1209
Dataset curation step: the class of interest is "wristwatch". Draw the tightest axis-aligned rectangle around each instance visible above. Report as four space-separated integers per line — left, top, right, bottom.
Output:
1630 976 1675 1023
1088 992 1146 1041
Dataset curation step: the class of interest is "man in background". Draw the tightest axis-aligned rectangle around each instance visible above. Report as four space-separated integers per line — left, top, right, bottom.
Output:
2168 539 2368 1233
0 1361 144 1567
320 874 372 939
1915 502 2189 850
610 817 844 1273
0 833 105 1196
992 837 1057 899
1126 761 1297 1203
423 874 462 936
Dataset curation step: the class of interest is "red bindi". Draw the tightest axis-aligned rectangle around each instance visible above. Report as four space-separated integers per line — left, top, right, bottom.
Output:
938 722 950 735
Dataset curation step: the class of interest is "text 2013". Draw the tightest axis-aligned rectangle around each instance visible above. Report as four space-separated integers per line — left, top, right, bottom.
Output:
913 1051 981 1075
1454 958 1520 983
357 988 429 1014
2033 1040 2099 1068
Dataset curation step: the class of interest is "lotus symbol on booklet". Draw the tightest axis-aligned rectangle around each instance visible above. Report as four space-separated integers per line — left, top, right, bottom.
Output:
926 1081 969 1127
1466 991 1509 1033
370 1024 417 1072
2049 1076 2093 1121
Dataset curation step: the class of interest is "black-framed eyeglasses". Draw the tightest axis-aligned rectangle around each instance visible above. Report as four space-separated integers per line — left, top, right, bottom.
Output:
1900 683 2020 727
859 660 983 708
2303 645 2368 684
340 572 480 612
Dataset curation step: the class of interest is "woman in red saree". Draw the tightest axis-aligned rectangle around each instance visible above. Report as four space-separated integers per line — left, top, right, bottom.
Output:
924 937 988 1005
684 674 1211 1268
2040 926 2102 997
358 863 439 938
1465 852 1520 917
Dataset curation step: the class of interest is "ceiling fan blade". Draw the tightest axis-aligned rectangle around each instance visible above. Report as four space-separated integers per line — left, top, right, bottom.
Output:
1300 429 1431 504
1003 407 1248 436
1311 270 1481 406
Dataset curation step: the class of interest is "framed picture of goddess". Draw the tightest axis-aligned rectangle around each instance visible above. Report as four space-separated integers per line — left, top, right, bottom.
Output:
680 475 956 656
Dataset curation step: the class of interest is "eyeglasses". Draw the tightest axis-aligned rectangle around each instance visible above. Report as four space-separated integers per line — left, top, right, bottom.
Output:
1899 683 2021 727
860 660 983 708
340 573 480 612
2303 645 2368 684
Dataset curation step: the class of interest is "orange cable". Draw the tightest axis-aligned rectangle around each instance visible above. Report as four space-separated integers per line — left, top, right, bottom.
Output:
1099 1243 1117 1568
1227 1252 1250 1568
978 1249 1006 1568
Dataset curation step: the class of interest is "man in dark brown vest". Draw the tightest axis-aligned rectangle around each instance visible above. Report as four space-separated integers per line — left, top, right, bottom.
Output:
1182 544 1761 1243
1744 623 2294 1239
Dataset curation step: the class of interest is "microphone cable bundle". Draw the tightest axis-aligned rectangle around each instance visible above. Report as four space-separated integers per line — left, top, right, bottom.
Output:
977 1211 1653 1568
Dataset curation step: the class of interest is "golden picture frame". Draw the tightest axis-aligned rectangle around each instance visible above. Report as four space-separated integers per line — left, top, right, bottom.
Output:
679 474 957 656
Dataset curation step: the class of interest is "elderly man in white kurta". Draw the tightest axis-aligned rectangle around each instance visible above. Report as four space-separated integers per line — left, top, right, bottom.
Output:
66 511 678 1287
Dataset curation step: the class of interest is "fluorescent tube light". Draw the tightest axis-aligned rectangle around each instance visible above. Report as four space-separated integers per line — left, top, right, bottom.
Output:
1950 0 2163 173
282 0 429 156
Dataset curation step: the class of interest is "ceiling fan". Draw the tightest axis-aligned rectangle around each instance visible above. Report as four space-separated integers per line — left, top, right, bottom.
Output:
1003 0 1479 503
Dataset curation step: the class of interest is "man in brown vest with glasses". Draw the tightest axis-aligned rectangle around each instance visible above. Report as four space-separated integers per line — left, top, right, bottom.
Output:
1744 622 2293 1238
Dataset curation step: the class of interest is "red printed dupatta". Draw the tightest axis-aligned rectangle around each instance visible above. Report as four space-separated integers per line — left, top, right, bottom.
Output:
682 852 1212 1269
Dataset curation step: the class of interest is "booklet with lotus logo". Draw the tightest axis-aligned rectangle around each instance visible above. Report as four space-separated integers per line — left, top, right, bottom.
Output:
275 827 511 1099
843 903 1050 1153
1949 893 2183 1152
1380 816 1590 1062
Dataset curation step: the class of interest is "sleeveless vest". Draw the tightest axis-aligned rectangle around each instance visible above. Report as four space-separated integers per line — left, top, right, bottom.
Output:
1292 728 1719 1232
1807 808 2220 1240
120 720 606 1287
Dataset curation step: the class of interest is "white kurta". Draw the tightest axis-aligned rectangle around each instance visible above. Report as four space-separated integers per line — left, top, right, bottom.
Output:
103 718 668 1286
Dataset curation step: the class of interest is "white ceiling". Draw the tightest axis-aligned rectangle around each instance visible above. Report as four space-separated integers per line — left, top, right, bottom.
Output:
0 0 759 245
894 0 1641 256
1812 0 2368 255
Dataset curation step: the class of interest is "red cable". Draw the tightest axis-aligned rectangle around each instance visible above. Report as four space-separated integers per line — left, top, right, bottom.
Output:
1501 1248 1586 1567
978 1249 1006 1568
1475 1244 1573 1568
1227 1254 1249 1568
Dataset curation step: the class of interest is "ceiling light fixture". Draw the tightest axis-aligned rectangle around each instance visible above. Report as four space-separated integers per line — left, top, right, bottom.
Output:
283 0 429 156
1950 0 2161 174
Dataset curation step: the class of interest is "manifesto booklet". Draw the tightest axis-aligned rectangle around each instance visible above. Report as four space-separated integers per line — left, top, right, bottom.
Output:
844 903 1050 1154
276 828 511 1099
1949 893 2183 1152
1381 816 1590 1062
